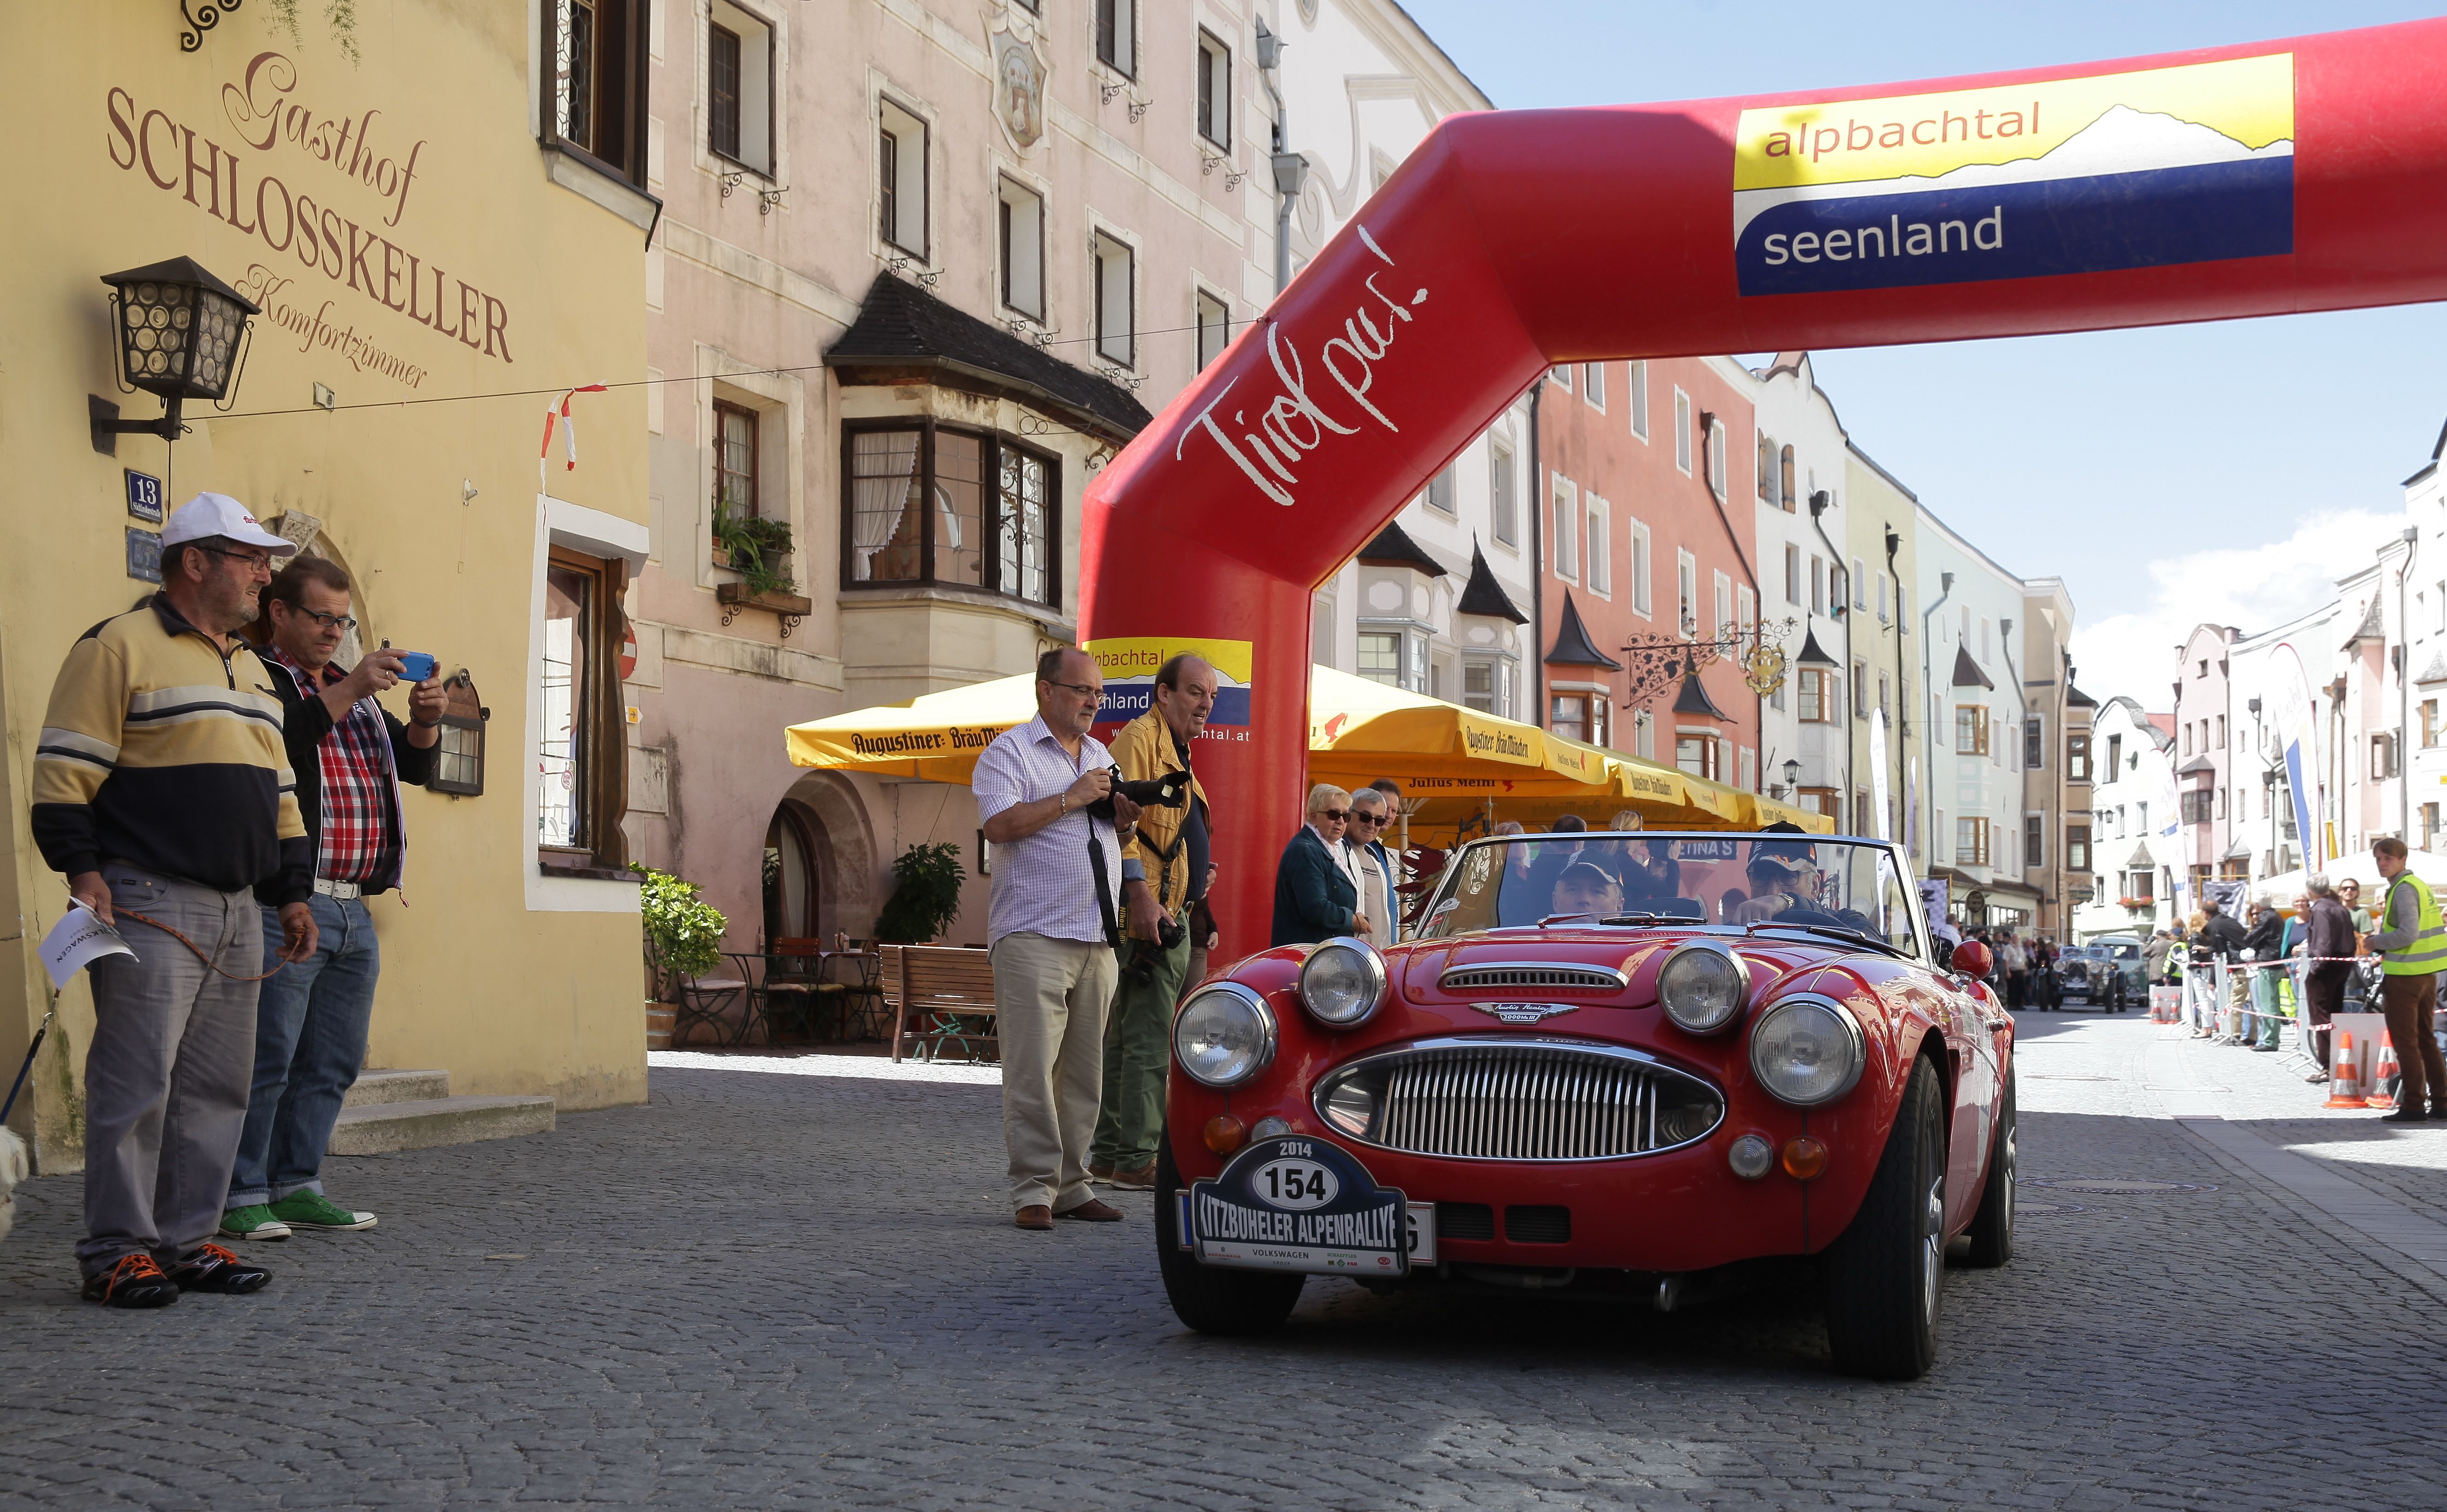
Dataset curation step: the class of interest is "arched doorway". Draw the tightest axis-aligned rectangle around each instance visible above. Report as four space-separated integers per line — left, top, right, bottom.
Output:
762 803 821 945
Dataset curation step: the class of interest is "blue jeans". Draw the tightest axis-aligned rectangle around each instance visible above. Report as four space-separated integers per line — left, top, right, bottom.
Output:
226 893 379 1209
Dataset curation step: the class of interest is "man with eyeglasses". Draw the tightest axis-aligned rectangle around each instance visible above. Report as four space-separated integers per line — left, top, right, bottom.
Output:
1089 653 1216 1192
975 647 1143 1231
30 493 316 1307
219 555 445 1243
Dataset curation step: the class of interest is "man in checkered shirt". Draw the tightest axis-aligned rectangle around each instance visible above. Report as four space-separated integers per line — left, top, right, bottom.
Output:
220 557 445 1243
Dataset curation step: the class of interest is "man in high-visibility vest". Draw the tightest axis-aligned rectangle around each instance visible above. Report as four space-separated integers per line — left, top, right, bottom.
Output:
2366 837 2447 1122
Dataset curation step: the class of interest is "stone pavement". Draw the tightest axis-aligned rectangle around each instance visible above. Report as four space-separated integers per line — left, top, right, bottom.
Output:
6 1014 2447 1509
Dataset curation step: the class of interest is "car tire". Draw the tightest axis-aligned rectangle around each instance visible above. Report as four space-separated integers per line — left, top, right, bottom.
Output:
1822 1056 1946 1381
1153 1134 1305 1336
1963 1067 2014 1269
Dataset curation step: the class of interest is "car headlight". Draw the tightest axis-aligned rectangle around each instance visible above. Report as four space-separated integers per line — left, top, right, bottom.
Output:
1298 937 1387 1027
1173 982 1279 1088
1656 941 1750 1033
1747 996 1867 1107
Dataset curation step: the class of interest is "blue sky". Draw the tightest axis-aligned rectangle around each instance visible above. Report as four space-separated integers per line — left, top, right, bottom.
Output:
1397 0 2447 709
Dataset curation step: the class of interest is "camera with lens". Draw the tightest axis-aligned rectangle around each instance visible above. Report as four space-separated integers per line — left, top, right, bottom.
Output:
1122 909 1190 982
1086 765 1189 819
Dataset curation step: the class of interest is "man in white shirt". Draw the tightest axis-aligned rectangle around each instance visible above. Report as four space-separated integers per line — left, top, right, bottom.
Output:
973 648 1143 1232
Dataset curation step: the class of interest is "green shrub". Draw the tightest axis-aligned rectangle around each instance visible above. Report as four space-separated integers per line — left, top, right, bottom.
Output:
874 842 968 943
642 869 726 983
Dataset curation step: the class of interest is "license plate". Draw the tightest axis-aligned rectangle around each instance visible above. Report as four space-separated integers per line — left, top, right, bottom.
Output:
1180 1135 1412 1278
1175 1196 1437 1264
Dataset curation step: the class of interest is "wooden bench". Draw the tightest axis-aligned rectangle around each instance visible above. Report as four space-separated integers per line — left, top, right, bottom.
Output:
880 944 1000 1064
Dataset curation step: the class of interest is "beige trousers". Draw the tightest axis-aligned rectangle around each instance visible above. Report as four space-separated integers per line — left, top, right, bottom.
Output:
990 932 1116 1213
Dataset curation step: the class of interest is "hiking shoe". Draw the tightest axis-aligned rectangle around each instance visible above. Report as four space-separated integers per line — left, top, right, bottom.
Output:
269 1191 376 1232
220 1204 292 1241
166 1242 270 1294
1105 1163 1157 1191
82 1254 179 1309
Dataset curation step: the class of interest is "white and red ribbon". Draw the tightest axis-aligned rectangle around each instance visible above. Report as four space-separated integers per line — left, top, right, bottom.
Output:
539 384 609 491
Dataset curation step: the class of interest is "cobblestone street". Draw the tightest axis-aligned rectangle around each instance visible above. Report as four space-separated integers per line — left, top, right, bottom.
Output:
8 1009 2447 1510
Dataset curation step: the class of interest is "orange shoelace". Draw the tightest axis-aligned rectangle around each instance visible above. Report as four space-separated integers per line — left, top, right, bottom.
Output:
94 1252 167 1298
180 1241 244 1268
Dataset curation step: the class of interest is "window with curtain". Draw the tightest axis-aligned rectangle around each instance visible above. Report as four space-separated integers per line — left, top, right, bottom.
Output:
1779 445 1796 511
1096 0 1136 76
843 424 1058 606
713 400 758 523
1549 693 1591 743
537 548 626 871
1094 231 1135 367
1627 361 1649 439
1677 734 1720 780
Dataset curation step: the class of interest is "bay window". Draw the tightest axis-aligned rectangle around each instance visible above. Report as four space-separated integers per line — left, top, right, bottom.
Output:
842 422 1058 607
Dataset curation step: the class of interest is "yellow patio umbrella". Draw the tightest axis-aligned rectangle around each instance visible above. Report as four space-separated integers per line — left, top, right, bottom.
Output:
1734 789 1838 834
783 672 1034 784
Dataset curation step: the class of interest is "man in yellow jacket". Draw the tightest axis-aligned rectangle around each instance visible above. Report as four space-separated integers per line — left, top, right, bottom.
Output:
2369 836 2447 1121
1089 654 1218 1189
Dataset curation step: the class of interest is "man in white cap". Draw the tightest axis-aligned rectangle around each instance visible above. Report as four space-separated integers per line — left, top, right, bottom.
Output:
30 493 318 1308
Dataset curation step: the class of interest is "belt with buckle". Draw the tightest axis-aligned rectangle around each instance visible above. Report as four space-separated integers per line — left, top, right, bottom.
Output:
313 878 364 901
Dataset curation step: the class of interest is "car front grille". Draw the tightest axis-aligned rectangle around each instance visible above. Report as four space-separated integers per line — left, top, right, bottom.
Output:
1438 962 1628 992
1319 1038 1722 1162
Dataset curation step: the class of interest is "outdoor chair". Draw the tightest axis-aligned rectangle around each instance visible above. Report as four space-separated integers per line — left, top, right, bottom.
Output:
879 944 1000 1064
762 937 830 1040
646 935 750 1049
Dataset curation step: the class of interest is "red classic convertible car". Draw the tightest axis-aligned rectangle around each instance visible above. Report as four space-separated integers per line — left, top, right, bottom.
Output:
1155 829 2015 1379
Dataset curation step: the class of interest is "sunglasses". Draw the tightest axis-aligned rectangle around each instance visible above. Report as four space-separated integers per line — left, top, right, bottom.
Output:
1316 809 1349 822
1348 811 1383 825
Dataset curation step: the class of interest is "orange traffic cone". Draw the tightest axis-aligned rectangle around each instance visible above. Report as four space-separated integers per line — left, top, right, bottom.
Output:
2369 1033 2402 1111
2326 1030 2369 1109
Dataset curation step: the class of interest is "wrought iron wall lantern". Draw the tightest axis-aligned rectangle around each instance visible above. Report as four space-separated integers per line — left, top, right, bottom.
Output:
89 257 258 456
427 670 490 798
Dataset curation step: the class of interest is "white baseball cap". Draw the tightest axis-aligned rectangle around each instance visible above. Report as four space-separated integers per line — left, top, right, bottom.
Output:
159 492 299 556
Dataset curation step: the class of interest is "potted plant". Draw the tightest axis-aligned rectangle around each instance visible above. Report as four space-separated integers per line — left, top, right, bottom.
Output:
712 506 794 596
873 841 967 943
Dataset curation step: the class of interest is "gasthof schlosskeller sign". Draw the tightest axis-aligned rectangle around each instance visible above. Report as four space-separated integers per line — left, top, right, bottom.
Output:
1733 53 2295 296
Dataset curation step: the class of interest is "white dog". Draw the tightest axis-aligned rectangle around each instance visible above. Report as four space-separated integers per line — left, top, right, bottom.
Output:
0 1127 26 1245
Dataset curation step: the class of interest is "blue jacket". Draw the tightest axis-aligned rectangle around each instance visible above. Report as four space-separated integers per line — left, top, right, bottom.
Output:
1272 825 1358 947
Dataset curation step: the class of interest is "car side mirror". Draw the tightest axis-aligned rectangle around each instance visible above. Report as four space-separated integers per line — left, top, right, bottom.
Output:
1946 938 1994 979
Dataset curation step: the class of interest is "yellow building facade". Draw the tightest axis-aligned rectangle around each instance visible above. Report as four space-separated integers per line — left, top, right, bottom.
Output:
2 1 654 1170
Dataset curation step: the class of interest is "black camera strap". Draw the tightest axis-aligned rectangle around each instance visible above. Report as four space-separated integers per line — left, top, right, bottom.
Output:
1084 819 1124 956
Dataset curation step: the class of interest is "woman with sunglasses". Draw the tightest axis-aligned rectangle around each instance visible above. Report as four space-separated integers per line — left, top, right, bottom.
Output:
1271 784 1372 947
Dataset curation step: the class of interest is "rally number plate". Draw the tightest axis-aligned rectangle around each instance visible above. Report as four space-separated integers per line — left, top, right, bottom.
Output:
1180 1135 1415 1278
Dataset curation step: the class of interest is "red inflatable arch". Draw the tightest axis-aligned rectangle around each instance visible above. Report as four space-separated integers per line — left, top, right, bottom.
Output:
1078 18 2447 947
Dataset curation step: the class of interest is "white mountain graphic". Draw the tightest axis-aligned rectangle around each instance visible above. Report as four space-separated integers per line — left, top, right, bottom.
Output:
1734 106 2294 239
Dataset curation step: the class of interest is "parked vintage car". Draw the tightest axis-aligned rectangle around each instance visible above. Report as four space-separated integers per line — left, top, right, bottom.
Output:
2060 937 2145 1009
1155 830 2016 1380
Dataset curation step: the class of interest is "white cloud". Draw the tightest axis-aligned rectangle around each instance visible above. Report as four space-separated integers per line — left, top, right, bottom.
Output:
2070 507 2412 711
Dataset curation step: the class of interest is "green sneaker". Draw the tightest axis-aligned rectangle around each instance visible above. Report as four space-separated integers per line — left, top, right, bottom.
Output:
220 1204 292 1241
268 1191 377 1232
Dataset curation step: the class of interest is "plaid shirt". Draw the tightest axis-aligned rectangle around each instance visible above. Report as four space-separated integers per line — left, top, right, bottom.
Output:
261 645 398 885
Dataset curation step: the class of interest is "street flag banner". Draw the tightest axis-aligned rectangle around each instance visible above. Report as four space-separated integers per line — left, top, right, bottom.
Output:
1870 710 1892 841
1732 53 2295 296
2270 642 2322 865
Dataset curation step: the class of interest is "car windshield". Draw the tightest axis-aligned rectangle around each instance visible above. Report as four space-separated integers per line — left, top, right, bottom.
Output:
1417 832 1926 959
2103 941 2140 961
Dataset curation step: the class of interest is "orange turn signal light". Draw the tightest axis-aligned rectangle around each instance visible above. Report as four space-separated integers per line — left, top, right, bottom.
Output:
1204 1113 1248 1155
1780 1135 1828 1182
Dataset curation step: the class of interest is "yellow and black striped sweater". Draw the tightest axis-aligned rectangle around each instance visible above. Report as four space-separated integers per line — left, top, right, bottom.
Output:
31 595 313 903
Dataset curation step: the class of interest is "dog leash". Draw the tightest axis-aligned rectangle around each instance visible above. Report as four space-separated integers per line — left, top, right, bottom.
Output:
117 910 293 983
0 1003 54 1125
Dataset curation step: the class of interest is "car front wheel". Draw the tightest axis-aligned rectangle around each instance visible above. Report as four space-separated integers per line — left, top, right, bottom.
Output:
1154 1135 1305 1336
1822 1056 1946 1380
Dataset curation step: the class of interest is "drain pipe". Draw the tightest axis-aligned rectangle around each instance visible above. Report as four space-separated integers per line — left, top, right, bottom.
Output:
1256 18 1304 295
1808 489 1854 826
1528 379 1545 728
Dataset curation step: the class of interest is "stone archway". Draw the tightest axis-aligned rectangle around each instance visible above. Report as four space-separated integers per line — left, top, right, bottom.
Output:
775 770 880 942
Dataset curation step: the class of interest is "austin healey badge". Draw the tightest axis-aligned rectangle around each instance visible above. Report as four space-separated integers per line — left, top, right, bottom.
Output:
1469 1002 1580 1026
